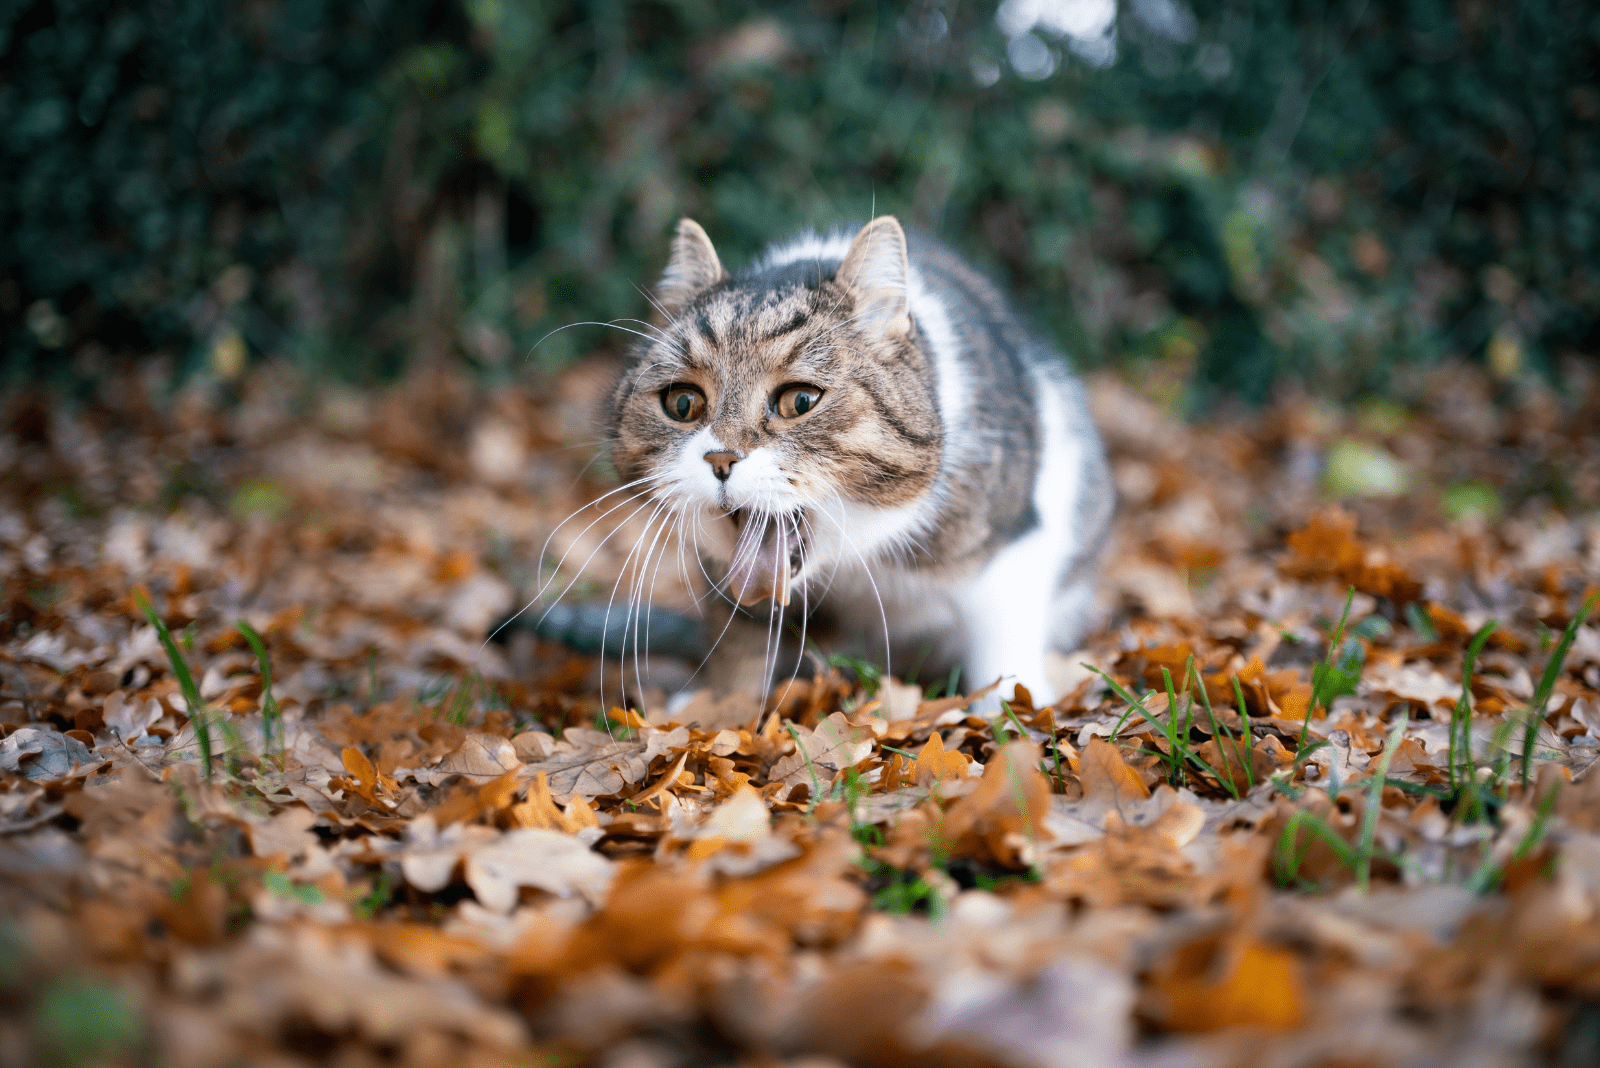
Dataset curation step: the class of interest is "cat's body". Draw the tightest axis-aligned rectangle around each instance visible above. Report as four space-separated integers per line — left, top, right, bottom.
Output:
607 217 1112 703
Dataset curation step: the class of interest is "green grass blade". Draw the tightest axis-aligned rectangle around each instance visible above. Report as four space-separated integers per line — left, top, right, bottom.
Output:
136 590 212 782
1310 588 1356 710
996 735 1044 880
1000 700 1030 741
1050 728 1066 791
1179 655 1199 738
236 620 279 763
1521 592 1595 789
1274 810 1360 887
1462 843 1504 895
1199 688 1239 800
1330 586 1355 653
1357 709 1408 892
1160 666 1184 786
1106 703 1138 742
1232 676 1256 789
1452 621 1497 791
1512 778 1563 864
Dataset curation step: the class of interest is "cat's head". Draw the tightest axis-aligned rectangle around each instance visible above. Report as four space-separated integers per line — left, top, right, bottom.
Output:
609 216 943 606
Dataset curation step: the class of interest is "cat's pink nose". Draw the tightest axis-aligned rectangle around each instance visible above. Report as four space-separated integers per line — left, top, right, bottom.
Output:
704 450 740 482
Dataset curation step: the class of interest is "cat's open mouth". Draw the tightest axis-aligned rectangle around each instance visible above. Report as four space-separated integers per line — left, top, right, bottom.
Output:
725 509 806 607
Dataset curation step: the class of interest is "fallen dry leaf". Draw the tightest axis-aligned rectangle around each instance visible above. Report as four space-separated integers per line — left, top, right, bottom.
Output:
911 731 971 785
0 728 93 782
1079 736 1152 807
941 740 1052 869
462 827 615 910
435 732 521 781
515 728 663 802
1149 938 1307 1032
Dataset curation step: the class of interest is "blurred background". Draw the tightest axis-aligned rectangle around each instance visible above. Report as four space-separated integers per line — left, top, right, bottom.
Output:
2 0 1597 404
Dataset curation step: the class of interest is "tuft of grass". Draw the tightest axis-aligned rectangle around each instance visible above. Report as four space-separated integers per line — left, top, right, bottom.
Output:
446 675 480 725
826 652 884 696
1089 663 1234 798
1270 591 1590 896
1274 711 1408 891
237 620 281 767
1300 588 1359 763
1193 674 1240 801
1157 665 1187 787
1464 778 1565 895
1272 808 1361 888
870 870 948 920
136 589 212 782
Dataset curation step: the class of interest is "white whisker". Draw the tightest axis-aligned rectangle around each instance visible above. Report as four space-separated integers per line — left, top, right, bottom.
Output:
598 499 669 718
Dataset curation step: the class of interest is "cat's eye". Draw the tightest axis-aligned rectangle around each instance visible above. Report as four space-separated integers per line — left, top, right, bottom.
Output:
775 384 823 419
660 385 706 422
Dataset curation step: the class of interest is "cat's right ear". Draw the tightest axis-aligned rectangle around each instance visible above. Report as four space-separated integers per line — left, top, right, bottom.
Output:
837 216 912 338
658 218 726 313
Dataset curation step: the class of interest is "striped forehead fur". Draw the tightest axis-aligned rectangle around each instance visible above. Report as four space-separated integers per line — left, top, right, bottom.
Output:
759 226 974 473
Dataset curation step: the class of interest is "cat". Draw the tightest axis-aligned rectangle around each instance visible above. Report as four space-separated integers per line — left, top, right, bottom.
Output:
604 215 1113 705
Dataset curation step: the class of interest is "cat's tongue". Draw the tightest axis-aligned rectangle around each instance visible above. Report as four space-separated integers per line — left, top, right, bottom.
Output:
727 514 794 607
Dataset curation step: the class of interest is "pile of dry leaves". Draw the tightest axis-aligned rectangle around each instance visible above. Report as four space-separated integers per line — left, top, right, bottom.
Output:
2 355 1599 1068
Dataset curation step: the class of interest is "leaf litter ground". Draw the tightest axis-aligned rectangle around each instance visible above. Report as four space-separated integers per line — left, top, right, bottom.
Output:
2 359 1599 1068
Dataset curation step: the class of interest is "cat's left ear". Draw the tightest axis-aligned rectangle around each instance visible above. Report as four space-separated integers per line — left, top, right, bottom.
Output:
838 216 912 338
659 218 727 312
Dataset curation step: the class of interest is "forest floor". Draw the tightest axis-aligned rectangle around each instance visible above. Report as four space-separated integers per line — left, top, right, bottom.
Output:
2 355 1599 1068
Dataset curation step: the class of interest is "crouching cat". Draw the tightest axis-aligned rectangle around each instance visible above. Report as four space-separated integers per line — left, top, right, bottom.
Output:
607 216 1113 704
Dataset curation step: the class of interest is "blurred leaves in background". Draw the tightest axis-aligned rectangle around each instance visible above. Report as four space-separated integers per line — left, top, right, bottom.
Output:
2 0 1597 400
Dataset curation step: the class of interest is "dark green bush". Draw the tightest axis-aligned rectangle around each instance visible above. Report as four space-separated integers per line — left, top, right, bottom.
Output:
3 0 1596 399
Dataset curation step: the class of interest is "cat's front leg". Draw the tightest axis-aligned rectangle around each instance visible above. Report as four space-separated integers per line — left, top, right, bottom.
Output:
700 594 787 698
952 547 1060 707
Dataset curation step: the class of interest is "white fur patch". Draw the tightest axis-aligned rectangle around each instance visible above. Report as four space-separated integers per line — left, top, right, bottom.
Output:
759 231 856 269
947 364 1085 702
662 426 730 507
664 433 806 510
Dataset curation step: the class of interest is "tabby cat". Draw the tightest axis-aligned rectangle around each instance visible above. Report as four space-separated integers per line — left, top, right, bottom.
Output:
605 216 1113 703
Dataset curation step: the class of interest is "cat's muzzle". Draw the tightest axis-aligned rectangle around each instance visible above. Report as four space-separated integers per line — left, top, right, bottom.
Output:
724 509 806 608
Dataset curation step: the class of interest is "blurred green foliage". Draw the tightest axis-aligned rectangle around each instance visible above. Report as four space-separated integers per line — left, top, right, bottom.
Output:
2 0 1596 399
